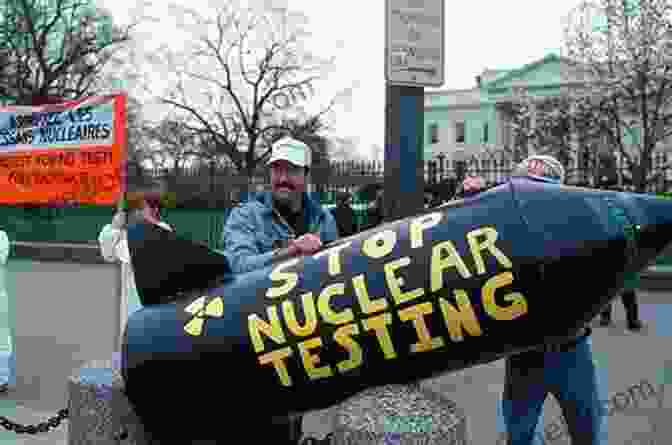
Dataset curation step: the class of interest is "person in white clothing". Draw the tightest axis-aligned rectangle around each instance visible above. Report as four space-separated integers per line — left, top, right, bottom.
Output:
98 192 172 333
0 230 12 393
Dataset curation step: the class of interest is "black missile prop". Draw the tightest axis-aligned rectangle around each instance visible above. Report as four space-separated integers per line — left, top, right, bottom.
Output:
121 178 672 441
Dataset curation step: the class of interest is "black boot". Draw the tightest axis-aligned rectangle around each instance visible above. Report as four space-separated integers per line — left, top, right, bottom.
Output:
599 304 612 326
628 320 644 331
289 414 304 445
623 290 644 331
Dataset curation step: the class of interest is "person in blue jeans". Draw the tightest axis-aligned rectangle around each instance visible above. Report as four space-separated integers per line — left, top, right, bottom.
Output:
467 156 606 445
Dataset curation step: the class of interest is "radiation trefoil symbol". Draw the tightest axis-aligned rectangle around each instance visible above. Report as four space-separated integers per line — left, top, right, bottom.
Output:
183 296 224 336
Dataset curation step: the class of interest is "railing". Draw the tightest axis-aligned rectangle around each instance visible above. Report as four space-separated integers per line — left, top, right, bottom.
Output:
1 158 671 246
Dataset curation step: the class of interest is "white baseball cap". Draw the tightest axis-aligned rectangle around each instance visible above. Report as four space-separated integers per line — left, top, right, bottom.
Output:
267 137 311 168
512 155 565 184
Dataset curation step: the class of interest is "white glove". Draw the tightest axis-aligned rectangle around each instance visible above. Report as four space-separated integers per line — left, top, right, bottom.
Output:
0 231 9 265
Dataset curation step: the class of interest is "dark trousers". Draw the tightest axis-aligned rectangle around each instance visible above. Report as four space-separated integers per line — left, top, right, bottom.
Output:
600 289 639 324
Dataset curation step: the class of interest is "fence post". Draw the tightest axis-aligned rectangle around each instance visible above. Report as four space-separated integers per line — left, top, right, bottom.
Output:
437 154 445 183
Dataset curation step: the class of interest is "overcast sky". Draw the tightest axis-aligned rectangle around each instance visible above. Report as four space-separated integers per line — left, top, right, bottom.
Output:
98 0 584 160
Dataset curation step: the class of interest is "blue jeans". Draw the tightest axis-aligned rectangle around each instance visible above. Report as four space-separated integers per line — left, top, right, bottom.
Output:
6 340 14 386
502 335 606 445
0 334 15 387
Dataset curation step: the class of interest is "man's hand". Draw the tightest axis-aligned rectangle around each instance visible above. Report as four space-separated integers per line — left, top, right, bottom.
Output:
142 202 161 226
462 176 486 194
289 233 322 255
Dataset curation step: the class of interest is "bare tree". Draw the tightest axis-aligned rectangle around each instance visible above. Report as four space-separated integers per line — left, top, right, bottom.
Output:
507 94 608 181
125 95 160 174
327 136 371 163
151 2 341 191
562 0 672 191
142 117 204 185
0 0 136 105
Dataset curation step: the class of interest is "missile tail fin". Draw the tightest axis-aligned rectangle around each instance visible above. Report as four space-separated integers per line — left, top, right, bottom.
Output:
127 222 232 306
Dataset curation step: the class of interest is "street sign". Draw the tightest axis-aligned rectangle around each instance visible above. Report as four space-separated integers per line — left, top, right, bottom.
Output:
385 0 445 87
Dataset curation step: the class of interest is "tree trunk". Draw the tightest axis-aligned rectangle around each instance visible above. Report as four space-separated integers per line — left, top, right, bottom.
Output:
638 152 653 193
209 158 216 208
247 162 256 198
632 164 646 193
242 135 259 201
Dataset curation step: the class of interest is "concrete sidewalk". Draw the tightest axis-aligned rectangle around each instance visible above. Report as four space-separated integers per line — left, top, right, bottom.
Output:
0 290 670 445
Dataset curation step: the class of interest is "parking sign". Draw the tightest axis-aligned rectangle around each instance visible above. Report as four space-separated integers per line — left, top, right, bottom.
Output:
385 0 445 87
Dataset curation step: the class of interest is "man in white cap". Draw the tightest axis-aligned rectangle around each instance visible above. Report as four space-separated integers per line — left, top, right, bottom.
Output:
220 136 339 444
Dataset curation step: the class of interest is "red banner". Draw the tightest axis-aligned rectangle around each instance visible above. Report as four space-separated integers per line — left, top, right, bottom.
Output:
0 94 127 205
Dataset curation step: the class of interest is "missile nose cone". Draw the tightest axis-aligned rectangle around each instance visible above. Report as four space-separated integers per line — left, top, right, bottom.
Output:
507 179 672 334
620 192 672 271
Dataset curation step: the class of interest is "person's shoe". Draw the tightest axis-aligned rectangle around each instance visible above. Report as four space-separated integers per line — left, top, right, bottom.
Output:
627 320 644 331
0 383 8 393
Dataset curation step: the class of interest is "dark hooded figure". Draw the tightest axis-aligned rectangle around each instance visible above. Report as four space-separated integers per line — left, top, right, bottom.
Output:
596 178 644 331
332 191 357 237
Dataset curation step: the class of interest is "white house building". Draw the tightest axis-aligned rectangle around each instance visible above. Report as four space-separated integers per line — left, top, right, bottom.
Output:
423 53 672 188
423 53 587 162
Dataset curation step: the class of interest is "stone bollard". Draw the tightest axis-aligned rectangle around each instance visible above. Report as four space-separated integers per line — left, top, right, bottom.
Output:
67 352 153 445
330 384 469 445
68 357 469 445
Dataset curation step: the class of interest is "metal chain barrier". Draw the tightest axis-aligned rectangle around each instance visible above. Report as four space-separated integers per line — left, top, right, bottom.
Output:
0 408 68 434
0 407 338 440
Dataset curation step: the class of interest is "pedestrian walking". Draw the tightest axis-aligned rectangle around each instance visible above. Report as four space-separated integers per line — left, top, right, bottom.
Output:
597 180 644 331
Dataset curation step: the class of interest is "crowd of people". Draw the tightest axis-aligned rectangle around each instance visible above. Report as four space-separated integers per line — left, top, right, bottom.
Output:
95 137 648 445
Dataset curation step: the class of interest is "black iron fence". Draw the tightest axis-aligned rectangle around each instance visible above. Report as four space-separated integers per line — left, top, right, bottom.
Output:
2 157 671 246
149 155 672 206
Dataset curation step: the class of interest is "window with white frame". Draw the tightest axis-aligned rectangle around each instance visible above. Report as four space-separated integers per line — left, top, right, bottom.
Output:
428 123 439 144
